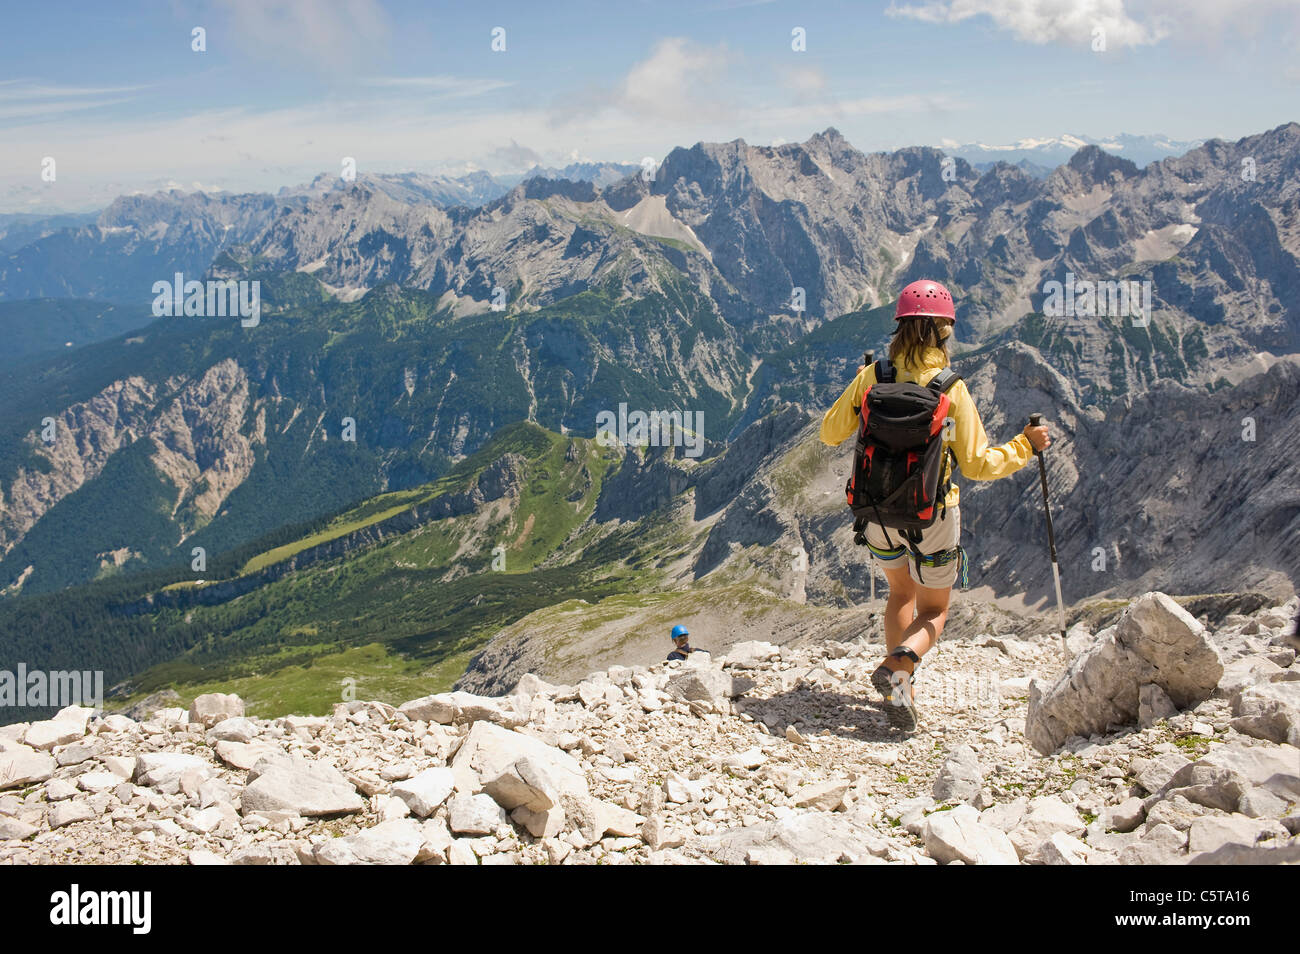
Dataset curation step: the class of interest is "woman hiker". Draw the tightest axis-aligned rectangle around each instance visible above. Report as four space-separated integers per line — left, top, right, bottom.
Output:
819 279 1051 731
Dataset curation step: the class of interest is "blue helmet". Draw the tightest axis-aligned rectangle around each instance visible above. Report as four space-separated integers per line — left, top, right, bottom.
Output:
671 624 689 640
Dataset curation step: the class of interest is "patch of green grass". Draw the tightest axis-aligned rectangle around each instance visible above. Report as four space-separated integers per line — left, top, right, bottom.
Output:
894 774 909 784
115 642 451 719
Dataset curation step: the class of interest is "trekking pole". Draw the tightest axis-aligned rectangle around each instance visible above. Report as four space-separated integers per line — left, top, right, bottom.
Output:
1028 414 1069 660
864 350 875 603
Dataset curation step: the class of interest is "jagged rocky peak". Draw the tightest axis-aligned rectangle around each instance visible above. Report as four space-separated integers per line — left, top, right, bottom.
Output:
806 126 849 147
972 161 1042 205
1059 144 1140 189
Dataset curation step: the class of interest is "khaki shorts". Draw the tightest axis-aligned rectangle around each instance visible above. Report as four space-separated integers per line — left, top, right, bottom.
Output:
863 506 963 590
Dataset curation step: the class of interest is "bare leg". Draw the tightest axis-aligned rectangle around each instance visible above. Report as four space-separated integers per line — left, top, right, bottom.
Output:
881 565 952 676
882 565 917 654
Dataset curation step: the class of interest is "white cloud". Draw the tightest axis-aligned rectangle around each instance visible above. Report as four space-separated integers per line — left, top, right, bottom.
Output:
886 0 1166 47
616 37 735 123
886 0 1300 49
214 0 390 69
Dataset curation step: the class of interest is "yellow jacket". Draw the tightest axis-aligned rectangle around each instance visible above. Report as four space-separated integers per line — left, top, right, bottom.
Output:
819 346 1034 507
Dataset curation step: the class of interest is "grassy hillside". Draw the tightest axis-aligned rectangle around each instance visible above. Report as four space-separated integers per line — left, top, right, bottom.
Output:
2 421 655 720
0 272 755 596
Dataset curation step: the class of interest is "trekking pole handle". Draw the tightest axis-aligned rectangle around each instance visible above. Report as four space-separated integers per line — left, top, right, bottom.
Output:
1028 413 1043 453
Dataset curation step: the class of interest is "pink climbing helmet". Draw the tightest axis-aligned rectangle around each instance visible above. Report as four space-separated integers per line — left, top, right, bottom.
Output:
895 279 955 322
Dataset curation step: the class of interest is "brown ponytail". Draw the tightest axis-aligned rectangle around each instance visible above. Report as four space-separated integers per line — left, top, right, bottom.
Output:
888 316 951 370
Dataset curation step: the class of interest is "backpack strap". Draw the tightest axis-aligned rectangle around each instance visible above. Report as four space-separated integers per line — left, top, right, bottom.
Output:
875 359 896 384
927 367 962 393
927 367 962 518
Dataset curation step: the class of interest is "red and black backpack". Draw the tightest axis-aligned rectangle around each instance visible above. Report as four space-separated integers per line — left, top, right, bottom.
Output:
845 359 961 548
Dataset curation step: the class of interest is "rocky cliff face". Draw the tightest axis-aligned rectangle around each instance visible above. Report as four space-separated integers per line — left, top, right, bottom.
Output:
1 359 266 566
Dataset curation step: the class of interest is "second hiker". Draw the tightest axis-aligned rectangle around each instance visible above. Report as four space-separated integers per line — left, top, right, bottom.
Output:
819 278 1050 731
666 624 705 662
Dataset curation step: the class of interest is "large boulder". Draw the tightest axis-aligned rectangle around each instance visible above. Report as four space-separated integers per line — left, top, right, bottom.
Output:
398 691 526 728
723 641 781 669
483 756 565 814
1217 656 1285 697
1025 831 1092 865
213 741 279 772
1160 742 1300 813
1007 796 1086 860
1131 752 1191 794
188 693 244 728
134 752 213 789
1187 814 1290 854
664 668 747 712
932 745 985 802
560 793 645 846
1231 682 1300 746
314 820 426 865
391 768 455 818
1026 593 1223 753
447 793 509 835
0 746 56 789
206 717 261 744
21 719 85 751
923 805 1019 865
713 811 894 865
241 754 363 817
450 722 587 798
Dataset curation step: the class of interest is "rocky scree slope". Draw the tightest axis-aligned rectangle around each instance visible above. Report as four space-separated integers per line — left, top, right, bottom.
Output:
1 591 1296 865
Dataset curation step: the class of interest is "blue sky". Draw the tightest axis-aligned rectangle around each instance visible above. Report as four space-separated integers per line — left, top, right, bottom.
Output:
2 0 1298 211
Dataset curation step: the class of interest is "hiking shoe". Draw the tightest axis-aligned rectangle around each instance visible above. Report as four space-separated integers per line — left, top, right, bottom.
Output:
871 664 919 731
870 664 894 705
887 669 919 731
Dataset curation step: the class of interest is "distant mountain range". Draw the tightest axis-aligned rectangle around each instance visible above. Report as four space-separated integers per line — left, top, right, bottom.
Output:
0 163 644 306
0 122 1297 716
276 161 643 209
947 132 1204 172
